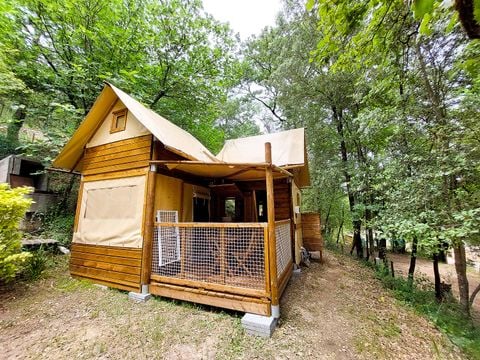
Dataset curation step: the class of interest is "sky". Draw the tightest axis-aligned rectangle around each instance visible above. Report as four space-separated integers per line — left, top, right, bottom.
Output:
202 0 283 40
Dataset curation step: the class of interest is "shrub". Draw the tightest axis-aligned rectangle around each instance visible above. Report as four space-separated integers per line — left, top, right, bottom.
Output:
21 246 53 281
0 184 33 282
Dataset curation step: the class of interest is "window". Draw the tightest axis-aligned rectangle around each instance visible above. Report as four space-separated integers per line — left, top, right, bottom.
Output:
110 108 128 133
224 197 236 220
84 185 138 219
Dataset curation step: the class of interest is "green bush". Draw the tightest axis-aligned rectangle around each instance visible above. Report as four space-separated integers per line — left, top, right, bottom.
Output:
0 184 33 282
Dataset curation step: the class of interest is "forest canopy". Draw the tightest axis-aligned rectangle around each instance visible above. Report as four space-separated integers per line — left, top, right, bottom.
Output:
0 0 479 314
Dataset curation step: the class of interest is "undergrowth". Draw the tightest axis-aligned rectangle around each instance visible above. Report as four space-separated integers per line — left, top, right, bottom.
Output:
374 264 480 359
41 210 75 246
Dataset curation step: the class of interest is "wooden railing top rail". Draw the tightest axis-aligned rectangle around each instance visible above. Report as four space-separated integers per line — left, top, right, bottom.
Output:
275 219 291 226
154 221 268 228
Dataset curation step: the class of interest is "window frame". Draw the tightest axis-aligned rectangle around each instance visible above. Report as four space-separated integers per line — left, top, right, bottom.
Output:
110 108 128 133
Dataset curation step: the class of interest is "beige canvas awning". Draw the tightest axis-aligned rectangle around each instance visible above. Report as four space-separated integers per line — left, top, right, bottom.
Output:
151 160 292 182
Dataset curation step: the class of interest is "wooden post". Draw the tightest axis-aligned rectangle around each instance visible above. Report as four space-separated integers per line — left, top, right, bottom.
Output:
265 142 279 318
140 165 157 293
220 228 226 283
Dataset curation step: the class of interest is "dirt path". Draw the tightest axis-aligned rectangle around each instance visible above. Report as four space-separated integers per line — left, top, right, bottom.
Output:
0 252 465 359
388 253 480 319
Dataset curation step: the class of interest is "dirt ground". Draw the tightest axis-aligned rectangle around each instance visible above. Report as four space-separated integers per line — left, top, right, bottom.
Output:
388 252 480 319
0 251 466 359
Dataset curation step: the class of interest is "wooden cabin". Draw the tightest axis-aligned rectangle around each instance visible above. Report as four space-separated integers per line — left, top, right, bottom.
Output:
52 83 310 318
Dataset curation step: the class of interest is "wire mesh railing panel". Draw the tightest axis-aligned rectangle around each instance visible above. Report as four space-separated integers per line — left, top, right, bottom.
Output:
275 221 292 278
152 224 266 291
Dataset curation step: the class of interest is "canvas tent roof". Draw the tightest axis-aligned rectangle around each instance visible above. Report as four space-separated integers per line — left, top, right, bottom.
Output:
52 83 309 186
216 128 306 168
52 83 216 170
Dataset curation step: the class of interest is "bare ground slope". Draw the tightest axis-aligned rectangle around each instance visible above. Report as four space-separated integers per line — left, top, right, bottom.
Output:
0 251 464 359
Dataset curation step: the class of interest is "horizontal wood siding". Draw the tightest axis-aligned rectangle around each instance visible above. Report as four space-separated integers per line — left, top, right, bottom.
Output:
301 212 323 251
70 243 142 291
274 181 291 220
82 135 152 175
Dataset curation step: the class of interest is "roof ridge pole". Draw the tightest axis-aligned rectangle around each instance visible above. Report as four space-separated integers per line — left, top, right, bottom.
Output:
265 142 279 318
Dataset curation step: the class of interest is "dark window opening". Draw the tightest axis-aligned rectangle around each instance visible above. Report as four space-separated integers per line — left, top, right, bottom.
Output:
193 197 210 222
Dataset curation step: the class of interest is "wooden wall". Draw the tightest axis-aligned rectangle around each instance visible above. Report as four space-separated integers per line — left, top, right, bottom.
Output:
273 181 291 221
81 135 152 176
70 243 142 291
301 212 323 252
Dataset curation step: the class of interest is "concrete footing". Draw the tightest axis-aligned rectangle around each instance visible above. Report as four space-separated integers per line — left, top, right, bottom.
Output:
241 313 277 337
128 291 152 302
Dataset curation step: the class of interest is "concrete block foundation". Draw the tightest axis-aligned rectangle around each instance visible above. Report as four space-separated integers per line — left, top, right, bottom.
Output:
241 313 277 338
128 291 152 302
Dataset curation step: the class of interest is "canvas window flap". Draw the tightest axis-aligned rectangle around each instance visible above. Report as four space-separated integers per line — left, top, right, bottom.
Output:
74 175 146 248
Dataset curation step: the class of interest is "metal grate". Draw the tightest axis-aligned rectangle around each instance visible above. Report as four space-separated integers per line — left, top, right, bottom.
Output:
152 224 266 290
155 211 180 267
275 221 292 278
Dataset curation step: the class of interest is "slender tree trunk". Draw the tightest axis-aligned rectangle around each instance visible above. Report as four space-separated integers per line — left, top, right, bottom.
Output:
332 105 363 259
470 283 480 307
433 253 442 300
365 206 374 260
365 222 370 261
7 106 26 143
408 236 418 280
336 208 344 245
324 202 332 238
378 237 387 260
454 243 470 314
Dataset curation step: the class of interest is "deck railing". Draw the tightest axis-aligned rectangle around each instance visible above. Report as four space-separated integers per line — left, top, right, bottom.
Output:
151 222 268 297
275 219 292 280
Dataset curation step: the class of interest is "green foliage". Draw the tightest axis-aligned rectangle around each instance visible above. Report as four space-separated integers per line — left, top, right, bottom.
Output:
412 0 435 20
21 246 52 281
375 266 480 359
0 184 32 282
42 211 75 247
0 133 20 159
0 0 243 158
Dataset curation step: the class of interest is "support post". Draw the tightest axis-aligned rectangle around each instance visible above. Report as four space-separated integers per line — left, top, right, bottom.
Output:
265 142 279 318
140 164 157 294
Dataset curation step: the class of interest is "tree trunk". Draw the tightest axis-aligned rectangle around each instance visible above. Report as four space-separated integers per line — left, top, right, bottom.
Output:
454 243 470 314
365 205 374 260
408 236 418 280
332 106 363 259
7 106 26 143
378 237 387 260
433 253 442 300
365 223 370 261
470 283 480 307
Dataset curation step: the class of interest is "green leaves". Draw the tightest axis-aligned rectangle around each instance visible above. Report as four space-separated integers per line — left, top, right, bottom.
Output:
412 0 434 20
0 0 241 154
306 0 315 11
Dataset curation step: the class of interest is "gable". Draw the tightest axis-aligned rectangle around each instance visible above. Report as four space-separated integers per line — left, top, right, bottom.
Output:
86 99 150 148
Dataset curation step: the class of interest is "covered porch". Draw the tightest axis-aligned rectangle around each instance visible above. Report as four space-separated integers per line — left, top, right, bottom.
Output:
140 143 297 316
